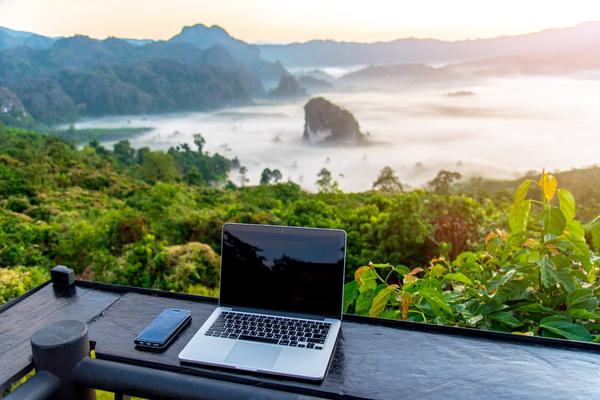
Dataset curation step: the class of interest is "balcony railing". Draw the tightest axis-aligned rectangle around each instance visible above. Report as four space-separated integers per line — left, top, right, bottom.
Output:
2 266 600 400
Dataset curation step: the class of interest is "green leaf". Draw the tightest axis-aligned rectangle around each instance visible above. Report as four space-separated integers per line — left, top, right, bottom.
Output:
555 267 576 293
394 265 410 275
371 263 393 269
566 288 598 311
543 206 566 237
444 272 473 286
343 281 359 313
357 269 377 293
589 215 600 251
513 179 532 208
476 302 507 316
429 264 447 278
512 303 554 314
380 309 400 320
419 287 453 316
509 200 531 234
557 189 576 221
492 268 516 289
369 284 398 317
568 308 600 320
566 219 585 239
488 311 522 328
355 290 376 315
540 316 592 341
537 258 557 289
566 231 592 272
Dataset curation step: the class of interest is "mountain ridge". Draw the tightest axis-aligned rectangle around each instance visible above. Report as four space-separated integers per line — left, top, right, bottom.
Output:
258 21 600 66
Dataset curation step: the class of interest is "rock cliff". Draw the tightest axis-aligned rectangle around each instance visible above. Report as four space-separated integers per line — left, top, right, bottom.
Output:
303 97 366 145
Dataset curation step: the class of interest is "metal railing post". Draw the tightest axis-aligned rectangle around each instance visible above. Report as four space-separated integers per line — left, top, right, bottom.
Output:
30 320 95 400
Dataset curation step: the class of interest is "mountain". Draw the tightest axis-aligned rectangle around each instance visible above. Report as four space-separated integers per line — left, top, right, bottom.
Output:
451 41 600 76
0 35 266 124
170 24 260 62
0 86 35 127
258 21 600 67
169 24 286 84
303 97 366 145
270 74 307 98
338 64 464 88
0 26 55 51
297 76 333 91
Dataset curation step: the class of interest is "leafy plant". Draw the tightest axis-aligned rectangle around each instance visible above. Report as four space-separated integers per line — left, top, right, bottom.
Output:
345 172 600 341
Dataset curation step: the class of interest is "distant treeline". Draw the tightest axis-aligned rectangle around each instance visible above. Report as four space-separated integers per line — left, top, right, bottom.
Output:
48 127 153 144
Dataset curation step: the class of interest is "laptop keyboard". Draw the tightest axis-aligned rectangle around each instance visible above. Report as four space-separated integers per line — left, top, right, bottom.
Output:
205 311 331 350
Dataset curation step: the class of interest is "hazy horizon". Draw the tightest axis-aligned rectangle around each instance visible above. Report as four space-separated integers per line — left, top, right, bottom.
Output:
2 0 600 44
74 73 600 192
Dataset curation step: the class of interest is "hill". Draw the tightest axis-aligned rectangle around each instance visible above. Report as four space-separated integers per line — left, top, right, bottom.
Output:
169 24 286 85
0 35 268 124
303 97 366 144
0 26 55 51
451 42 600 76
460 166 600 222
0 86 35 127
258 21 600 67
338 64 464 88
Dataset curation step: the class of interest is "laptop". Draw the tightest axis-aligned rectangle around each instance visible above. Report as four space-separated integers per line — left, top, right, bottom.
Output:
179 222 346 380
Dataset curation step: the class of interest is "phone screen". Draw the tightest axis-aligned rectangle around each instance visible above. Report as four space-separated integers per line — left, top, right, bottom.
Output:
135 309 191 344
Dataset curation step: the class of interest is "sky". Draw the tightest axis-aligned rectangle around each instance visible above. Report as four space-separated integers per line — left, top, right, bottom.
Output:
1 0 600 43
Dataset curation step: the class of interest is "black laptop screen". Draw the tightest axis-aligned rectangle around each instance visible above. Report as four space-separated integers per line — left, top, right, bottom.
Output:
219 223 346 319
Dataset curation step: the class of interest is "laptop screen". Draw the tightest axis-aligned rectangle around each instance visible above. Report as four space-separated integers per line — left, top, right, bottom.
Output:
219 223 346 319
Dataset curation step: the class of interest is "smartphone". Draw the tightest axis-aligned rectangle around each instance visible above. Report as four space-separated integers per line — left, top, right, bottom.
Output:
134 308 192 351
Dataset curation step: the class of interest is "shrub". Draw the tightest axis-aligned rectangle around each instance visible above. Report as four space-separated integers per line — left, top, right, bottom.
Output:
345 172 600 341
0 266 49 304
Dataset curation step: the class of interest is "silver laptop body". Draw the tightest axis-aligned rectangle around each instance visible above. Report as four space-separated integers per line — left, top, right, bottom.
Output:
179 223 346 380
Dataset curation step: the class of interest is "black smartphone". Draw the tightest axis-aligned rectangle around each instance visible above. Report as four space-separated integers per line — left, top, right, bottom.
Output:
134 308 192 351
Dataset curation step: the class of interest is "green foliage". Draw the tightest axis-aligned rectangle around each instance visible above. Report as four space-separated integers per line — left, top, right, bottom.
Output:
140 152 179 183
167 135 233 185
316 168 340 193
346 172 600 341
0 128 495 304
0 266 49 303
372 166 403 192
3 128 600 346
428 170 462 195
0 36 263 124
260 168 283 185
48 127 152 144
460 167 600 222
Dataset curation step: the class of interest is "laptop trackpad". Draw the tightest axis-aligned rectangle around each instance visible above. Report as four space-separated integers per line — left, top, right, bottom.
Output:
225 342 281 370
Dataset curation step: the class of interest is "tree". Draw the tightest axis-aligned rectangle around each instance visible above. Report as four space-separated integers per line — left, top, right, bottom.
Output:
272 169 282 183
428 170 462 195
186 165 204 185
373 166 403 192
88 139 109 156
140 152 179 183
316 168 339 193
238 166 249 187
260 168 283 185
136 147 150 165
193 133 205 154
113 140 135 166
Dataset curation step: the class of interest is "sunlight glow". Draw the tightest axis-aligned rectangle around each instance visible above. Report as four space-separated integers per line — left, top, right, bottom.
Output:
1 0 600 42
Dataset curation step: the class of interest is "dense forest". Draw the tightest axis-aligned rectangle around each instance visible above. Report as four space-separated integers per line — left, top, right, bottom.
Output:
1 124 600 341
0 25 286 126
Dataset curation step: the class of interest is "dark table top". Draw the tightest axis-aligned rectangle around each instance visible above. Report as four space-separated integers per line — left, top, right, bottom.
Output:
3 281 600 399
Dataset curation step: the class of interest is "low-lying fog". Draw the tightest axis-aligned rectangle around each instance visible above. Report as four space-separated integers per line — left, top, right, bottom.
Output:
76 74 600 192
